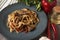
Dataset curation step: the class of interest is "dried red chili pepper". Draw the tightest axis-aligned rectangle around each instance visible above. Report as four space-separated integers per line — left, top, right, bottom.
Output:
41 0 57 13
47 20 51 39
51 23 58 40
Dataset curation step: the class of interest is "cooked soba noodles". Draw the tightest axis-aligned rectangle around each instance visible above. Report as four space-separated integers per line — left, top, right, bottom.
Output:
7 8 39 33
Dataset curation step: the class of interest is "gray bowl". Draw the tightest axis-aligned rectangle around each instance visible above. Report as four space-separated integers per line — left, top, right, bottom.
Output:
0 3 47 40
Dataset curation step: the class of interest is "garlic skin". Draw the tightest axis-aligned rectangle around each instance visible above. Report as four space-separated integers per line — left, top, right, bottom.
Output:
39 36 50 40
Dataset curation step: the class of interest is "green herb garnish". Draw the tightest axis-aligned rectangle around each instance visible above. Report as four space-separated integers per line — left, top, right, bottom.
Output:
18 0 41 11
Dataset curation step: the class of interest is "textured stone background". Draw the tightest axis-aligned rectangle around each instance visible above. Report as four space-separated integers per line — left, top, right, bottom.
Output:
56 0 60 40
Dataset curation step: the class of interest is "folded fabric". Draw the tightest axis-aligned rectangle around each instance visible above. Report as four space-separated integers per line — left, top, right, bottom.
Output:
0 0 18 11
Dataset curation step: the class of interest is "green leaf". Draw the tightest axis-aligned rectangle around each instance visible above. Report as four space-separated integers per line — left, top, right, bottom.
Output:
48 0 54 2
18 0 41 11
36 2 41 11
25 0 30 6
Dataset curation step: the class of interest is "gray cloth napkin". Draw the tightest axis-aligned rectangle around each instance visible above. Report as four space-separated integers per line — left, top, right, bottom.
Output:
0 34 7 40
